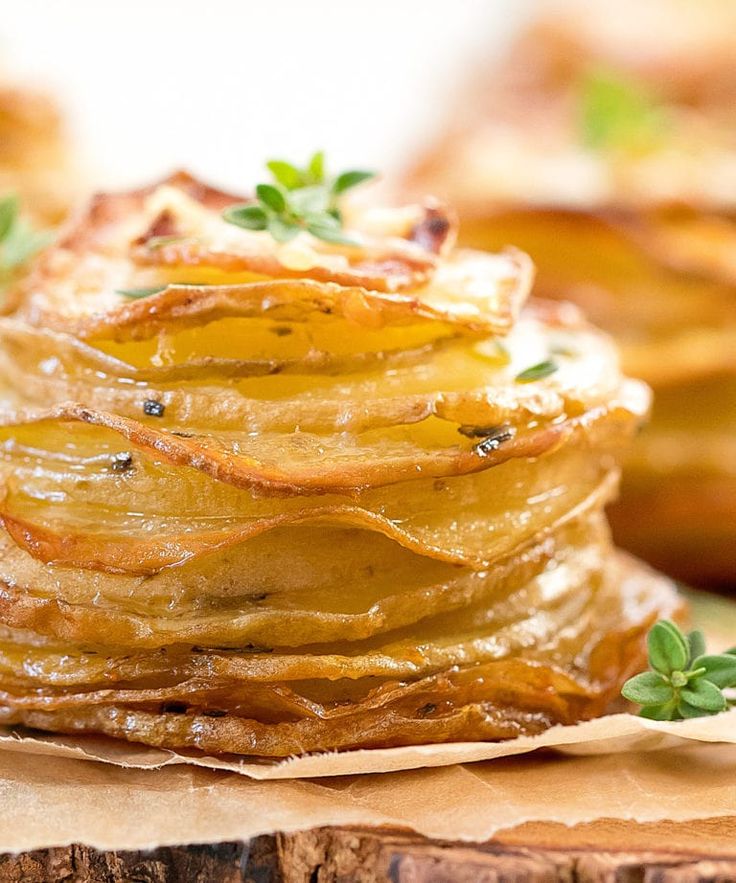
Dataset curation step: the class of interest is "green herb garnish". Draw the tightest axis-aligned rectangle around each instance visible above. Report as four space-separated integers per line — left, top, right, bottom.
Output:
515 359 558 383
116 282 214 300
579 68 670 152
0 195 51 290
622 620 736 720
223 153 375 245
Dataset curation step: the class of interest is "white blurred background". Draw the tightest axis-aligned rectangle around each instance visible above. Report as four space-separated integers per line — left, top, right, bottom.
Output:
1 0 532 190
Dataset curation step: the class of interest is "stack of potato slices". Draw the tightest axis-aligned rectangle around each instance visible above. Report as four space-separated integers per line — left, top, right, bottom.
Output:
0 171 678 756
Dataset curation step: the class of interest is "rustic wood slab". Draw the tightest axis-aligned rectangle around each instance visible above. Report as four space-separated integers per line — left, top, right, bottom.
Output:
3 818 735 882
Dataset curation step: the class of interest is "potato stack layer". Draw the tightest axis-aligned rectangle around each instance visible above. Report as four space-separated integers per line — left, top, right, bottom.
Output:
407 0 736 586
0 172 677 756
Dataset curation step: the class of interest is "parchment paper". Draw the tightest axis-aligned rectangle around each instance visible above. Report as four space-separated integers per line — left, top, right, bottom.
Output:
1 741 735 852
1 708 735 779
0 590 733 852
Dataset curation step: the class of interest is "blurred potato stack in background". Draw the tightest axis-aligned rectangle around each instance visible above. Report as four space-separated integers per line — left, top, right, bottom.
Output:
0 80 74 227
0 74 77 301
407 0 736 587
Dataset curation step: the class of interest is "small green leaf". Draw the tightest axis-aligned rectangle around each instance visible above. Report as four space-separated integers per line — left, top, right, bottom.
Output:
579 68 669 152
515 360 559 384
289 185 330 215
0 195 50 292
680 678 727 713
687 630 707 664
726 647 736 656
222 204 268 231
0 195 18 242
307 222 359 246
648 620 689 675
116 286 166 299
621 671 673 706
691 654 736 689
266 160 303 191
1 221 51 270
677 699 713 719
332 169 376 195
267 216 300 243
640 701 678 721
303 210 340 230
308 150 325 184
256 183 287 213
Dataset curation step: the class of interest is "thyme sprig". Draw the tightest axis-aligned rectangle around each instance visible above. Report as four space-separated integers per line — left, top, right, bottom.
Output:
579 68 670 152
116 282 215 300
222 153 375 245
622 620 736 720
515 359 558 383
0 195 50 290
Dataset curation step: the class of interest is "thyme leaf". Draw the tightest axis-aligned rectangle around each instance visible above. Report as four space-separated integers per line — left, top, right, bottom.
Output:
223 154 375 246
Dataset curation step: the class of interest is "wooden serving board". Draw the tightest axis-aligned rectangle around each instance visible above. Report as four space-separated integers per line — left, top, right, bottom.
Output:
3 819 736 882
